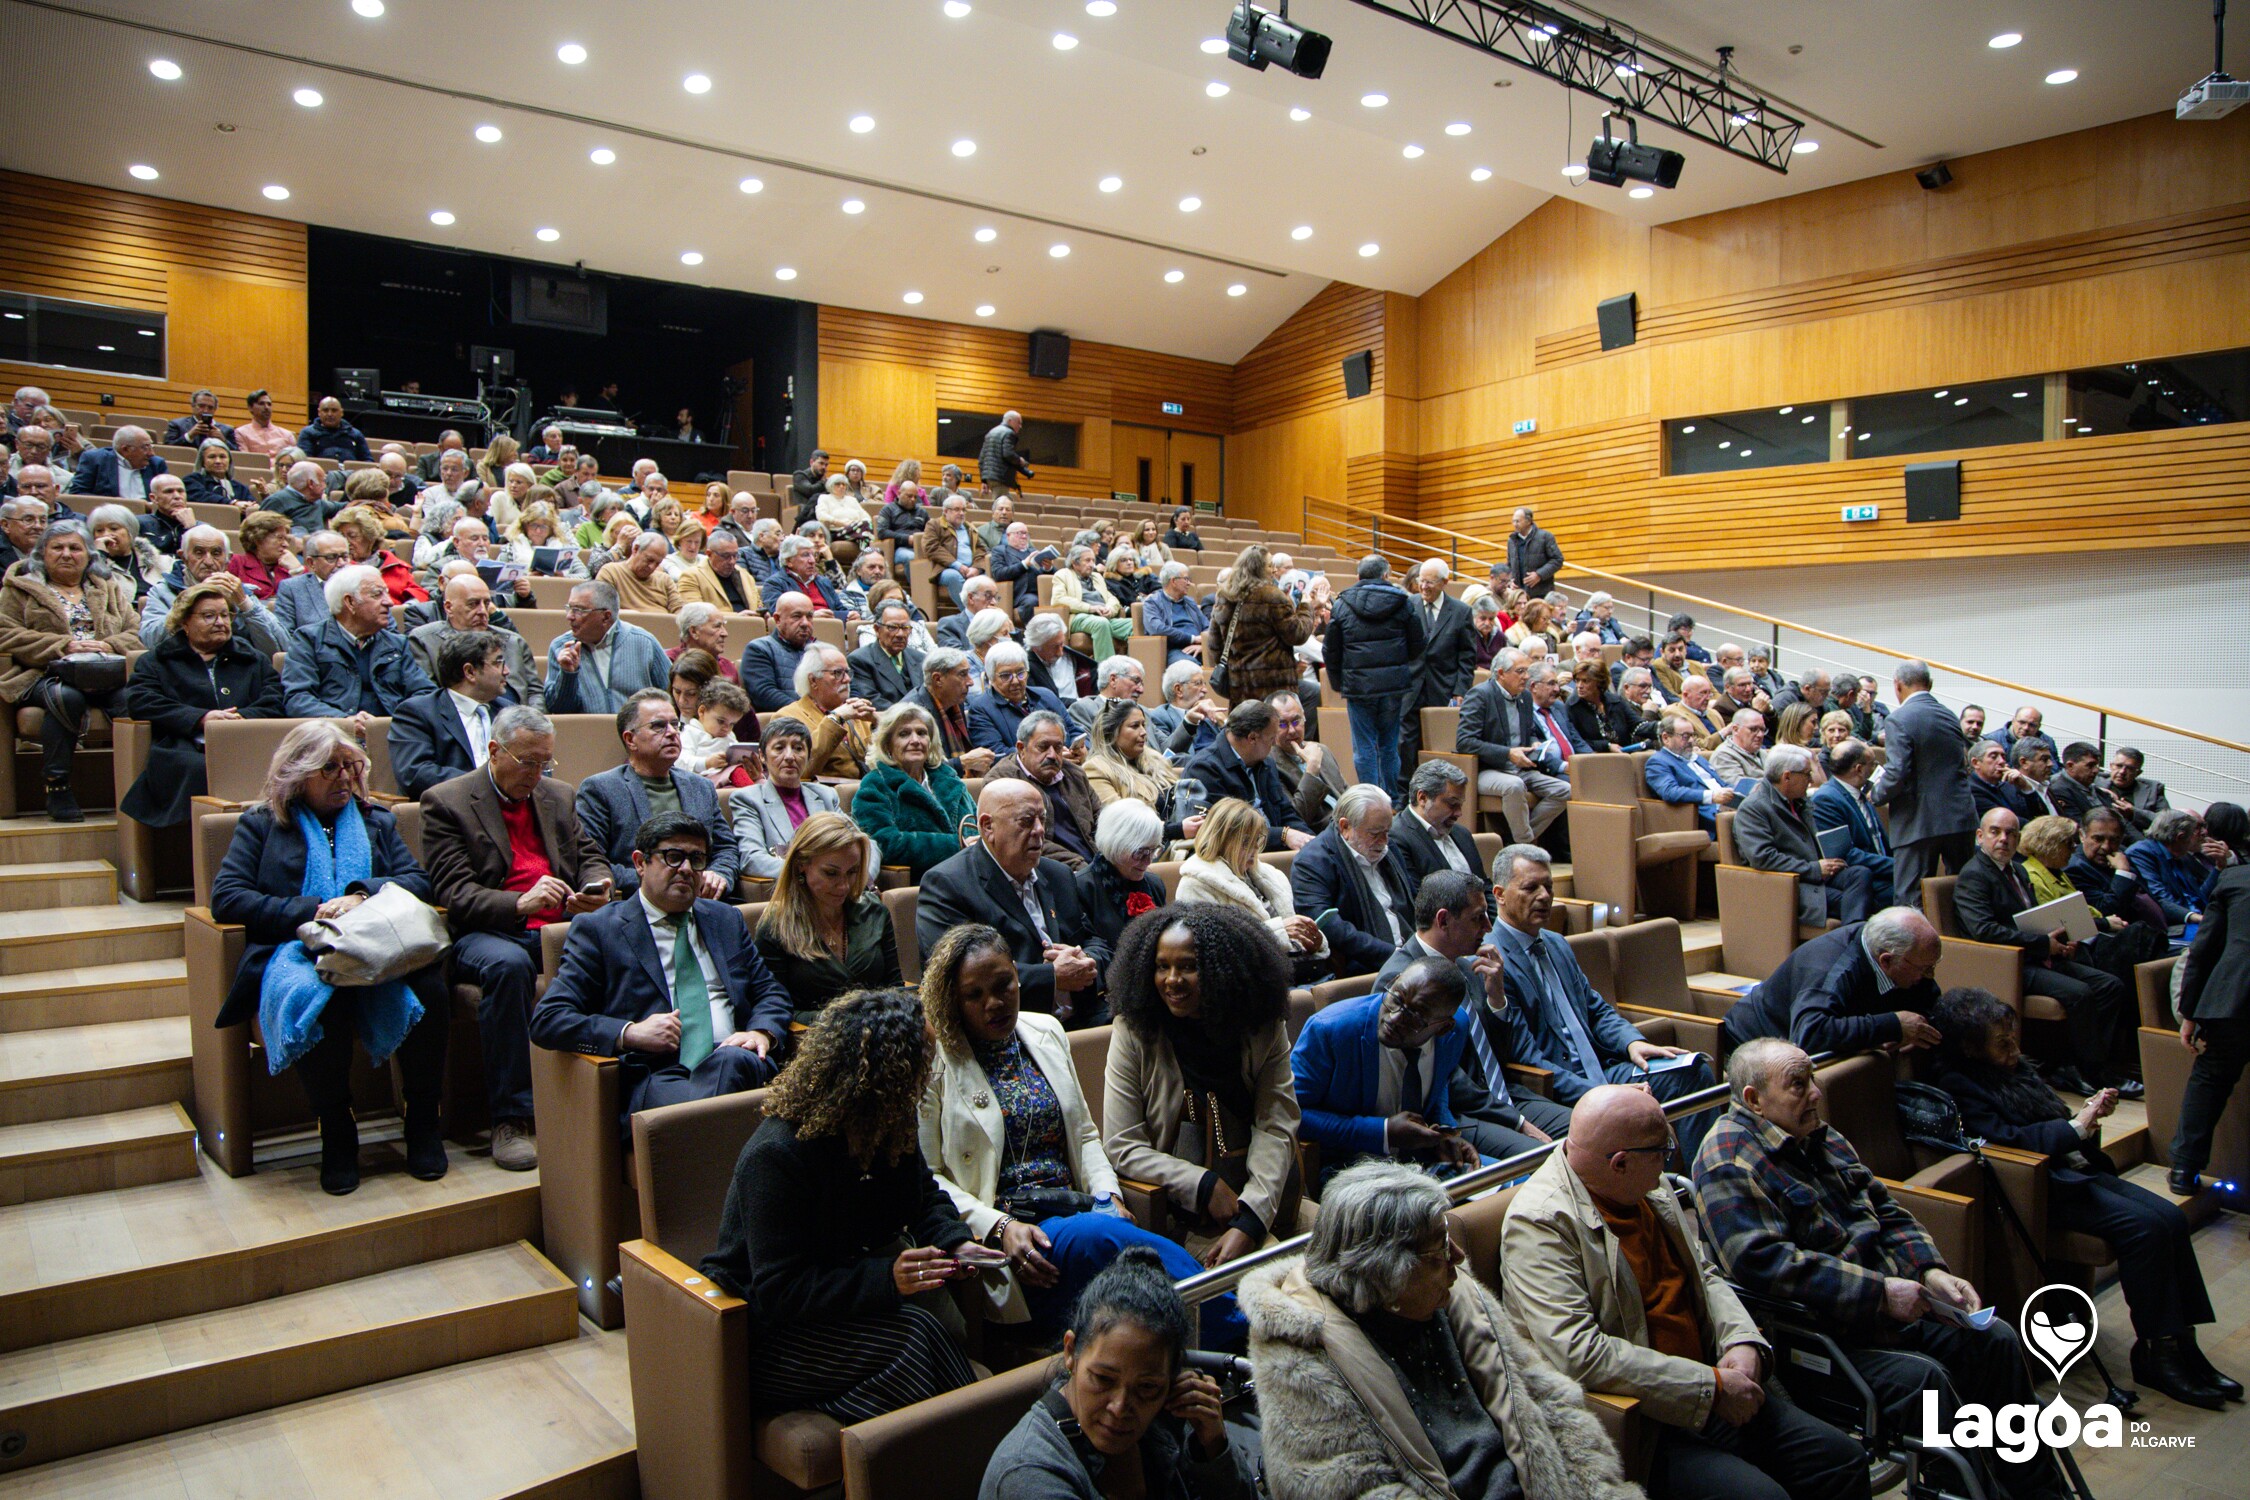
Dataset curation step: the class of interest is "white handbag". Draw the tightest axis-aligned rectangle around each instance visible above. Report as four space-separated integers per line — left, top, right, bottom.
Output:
296 882 452 986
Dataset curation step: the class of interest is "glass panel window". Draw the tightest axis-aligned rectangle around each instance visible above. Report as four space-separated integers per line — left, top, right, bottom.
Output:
935 409 1079 468
2065 347 2250 439
1666 401 1831 475
0 292 165 379
1847 379 2040 460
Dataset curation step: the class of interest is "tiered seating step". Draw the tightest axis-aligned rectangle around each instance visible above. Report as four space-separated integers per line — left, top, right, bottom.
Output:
0 862 117 913
0 816 119 868
0 1241 579 1474
0 960 187 1034
1677 918 1724 974
0 1017 192 1126
0 906 185 976
0 1103 197 1206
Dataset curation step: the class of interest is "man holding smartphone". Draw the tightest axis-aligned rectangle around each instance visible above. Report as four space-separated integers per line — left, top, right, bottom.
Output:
419 704 613 1172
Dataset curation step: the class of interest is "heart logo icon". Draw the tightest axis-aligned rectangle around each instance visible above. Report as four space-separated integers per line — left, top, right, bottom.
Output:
2021 1285 2099 1383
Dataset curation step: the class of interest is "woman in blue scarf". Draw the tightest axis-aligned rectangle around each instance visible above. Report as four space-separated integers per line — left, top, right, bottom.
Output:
211 720 450 1195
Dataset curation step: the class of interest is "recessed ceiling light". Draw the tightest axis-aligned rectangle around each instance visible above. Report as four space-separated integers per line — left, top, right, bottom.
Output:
1561 163 1588 179
1718 440 1731 449
1988 31 2021 48
2045 68 2078 84
1289 107 1311 121
536 226 560 241
3 312 22 320
1933 389 1950 398
1681 425 1696 434
1179 196 1202 212
429 210 455 225
1628 186 1654 198
975 227 998 242
1779 406 1794 414
739 176 764 193
293 87 324 108
1201 38 1228 54
1470 167 1492 182
1099 174 1123 192
475 124 503 143
681 251 704 266
1206 81 1229 96
1054 32 1079 50
557 42 587 65
97 344 116 353
1953 397 1969 406
138 328 156 336
1793 139 1820 154
128 164 159 181
903 291 924 304
1361 92 1388 107
842 198 866 214
1801 414 1817 424
1086 0 1115 14
1445 122 1472 136
775 267 798 280
1228 283 1248 297
589 147 616 165
1739 448 1753 457
262 185 291 201
976 303 996 316
1049 243 1070 257
1291 225 1313 240
850 114 876 133
1402 144 1424 158
1358 242 1379 257
952 138 977 156
1164 269 1185 283
149 59 183 81
2013 391 2030 399
944 1 971 15
683 73 712 93
352 0 384 15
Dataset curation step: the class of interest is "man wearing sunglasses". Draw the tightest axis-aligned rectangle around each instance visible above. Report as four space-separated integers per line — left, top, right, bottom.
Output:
576 689 740 901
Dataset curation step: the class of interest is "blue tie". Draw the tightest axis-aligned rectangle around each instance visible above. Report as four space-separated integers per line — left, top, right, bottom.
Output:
1529 935 1606 1082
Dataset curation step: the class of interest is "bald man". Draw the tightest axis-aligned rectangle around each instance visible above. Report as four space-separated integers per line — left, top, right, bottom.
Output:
407 573 543 711
1504 1083 1867 1500
913 779 1104 1025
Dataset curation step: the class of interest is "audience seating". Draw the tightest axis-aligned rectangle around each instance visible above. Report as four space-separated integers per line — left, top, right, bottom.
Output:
1562 752 1707 924
109 716 189 899
1712 809 1837 980
0 677 120 820
1918 875 2073 1057
1497 925 1722 1099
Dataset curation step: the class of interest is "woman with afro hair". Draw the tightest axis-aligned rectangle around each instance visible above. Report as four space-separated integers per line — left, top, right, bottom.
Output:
699 988 980 1421
1102 903 1305 1267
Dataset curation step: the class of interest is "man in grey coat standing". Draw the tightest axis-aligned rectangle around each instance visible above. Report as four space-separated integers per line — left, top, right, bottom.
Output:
1869 659 1977 903
1505 507 1565 592
979 410 1034 496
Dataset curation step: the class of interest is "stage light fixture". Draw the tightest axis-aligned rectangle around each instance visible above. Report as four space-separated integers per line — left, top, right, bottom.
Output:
1225 1 1330 79
1583 114 1684 190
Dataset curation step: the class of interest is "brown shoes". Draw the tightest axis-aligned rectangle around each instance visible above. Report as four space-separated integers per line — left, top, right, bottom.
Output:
490 1118 538 1171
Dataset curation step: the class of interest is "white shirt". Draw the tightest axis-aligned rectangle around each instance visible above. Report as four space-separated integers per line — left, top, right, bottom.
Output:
1407 809 1470 874
984 844 1051 944
119 464 146 501
636 890 729 1046
1348 841 1407 944
447 689 493 768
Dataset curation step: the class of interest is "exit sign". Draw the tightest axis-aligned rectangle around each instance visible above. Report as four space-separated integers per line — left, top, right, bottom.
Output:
1840 503 1879 522
1513 418 1538 436
1161 401 1184 415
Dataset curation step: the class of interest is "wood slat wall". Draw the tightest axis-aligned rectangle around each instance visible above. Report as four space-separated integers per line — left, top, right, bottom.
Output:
0 172 309 430
1231 283 1385 432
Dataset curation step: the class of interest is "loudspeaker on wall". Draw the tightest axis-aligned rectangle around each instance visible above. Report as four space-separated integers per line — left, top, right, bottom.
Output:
1341 350 1374 399
1904 460 1962 522
1028 329 1071 380
1596 292 1637 351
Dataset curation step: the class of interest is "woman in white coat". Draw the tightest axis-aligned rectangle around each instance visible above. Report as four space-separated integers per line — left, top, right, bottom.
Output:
917 923 1245 1346
1176 798 1330 977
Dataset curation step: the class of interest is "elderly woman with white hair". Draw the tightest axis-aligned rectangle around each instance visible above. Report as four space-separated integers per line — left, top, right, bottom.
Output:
1574 589 1625 644
0 520 142 821
815 471 875 565
209 720 451 1194
1051 543 1133 661
964 605 1017 687
1245 1160 1642 1500
1074 798 1170 951
87 502 164 609
185 437 257 513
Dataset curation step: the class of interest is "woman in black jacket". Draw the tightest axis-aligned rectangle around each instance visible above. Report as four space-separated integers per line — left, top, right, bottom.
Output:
700 988 980 1422
1932 987 2237 1410
184 439 257 510
119 581 285 828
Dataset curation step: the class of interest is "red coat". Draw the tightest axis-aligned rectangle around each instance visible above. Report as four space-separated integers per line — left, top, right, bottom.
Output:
376 549 429 603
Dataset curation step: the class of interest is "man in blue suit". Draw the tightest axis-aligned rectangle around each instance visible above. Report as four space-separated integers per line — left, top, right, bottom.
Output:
1291 959 1481 1182
1180 699 1311 852
1488 842 1720 1158
1291 785 1418 980
1809 738 1896 908
1643 710 1738 834
388 631 518 800
986 520 1055 622
281 564 434 724
531 811 790 1117
1140 563 1209 666
968 641 1078 754
575 691 741 901
271 530 351 637
1868 659 1977 903
69 426 167 499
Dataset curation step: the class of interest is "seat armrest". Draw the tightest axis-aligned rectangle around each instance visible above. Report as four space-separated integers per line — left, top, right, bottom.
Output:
531 1047 634 1327
1115 1177 1177 1241
1584 1392 1651 1483
1882 1175 1981 1288
619 1239 753 1500
1617 1003 1723 1066
185 906 253 1176
1976 1143 2052 1302
1504 1062 1555 1098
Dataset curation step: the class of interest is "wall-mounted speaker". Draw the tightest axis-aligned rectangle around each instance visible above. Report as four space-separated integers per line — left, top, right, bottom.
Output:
1028 329 1071 380
1341 350 1374 399
1915 162 1954 191
1596 292 1638 351
1904 460 1962 522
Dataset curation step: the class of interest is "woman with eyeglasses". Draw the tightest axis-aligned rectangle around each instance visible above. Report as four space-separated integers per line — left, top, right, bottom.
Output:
209 720 450 1194
0 521 141 822
752 812 900 1027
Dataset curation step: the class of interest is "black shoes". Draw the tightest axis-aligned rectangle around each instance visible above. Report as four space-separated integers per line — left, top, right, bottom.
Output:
2132 1336 2231 1411
43 778 81 823
2110 1075 2146 1102
2045 1063 2098 1098
319 1110 360 1196
403 1101 449 1182
2168 1166 2203 1197
2183 1333 2245 1402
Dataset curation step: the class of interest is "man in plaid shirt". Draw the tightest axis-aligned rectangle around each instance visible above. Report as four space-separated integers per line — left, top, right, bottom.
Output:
1693 1040 2070 1500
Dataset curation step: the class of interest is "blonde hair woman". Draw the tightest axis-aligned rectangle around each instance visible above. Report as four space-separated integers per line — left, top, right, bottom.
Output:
1082 697 1177 810
751 811 901 1025
699 480 731 532
500 498 587 576
474 432 520 490
885 458 921 505
1174 798 1327 962
330 502 427 604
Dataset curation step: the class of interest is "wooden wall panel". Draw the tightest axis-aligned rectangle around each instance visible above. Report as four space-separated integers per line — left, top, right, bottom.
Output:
0 171 309 429
815 359 935 470
1223 409 1345 531
1231 283 1384 431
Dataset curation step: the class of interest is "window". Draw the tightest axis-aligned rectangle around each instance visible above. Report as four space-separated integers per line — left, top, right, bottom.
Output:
1666 402 1832 476
0 292 165 378
1848 379 2040 461
935 409 1080 468
2065 347 2250 439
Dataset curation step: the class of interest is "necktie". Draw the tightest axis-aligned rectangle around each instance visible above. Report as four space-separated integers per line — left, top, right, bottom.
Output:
468 703 489 766
668 914 716 1069
1531 936 1606 1082
1540 708 1572 761
1400 1044 1426 1119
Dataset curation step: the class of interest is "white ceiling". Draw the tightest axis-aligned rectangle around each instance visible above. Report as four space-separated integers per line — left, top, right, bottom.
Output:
0 0 2221 363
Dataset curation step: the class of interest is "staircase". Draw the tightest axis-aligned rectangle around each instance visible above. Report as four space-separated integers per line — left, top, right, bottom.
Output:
0 816 631 1497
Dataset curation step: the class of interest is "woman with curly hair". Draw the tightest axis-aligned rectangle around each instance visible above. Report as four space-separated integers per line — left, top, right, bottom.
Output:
919 925 1244 1346
699 988 979 1421
1103 903 1303 1267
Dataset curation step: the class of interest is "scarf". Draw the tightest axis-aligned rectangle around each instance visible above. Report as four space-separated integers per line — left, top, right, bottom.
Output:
256 801 422 1074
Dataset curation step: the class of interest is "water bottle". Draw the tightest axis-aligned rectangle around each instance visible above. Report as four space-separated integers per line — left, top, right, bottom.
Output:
1095 1192 1126 1219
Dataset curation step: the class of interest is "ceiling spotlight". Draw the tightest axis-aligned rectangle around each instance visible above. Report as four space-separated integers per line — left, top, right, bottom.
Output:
850 114 876 133
1933 389 1950 398
952 138 977 156
1054 32 1079 49
2046 68 2078 84
1179 195 1202 212
1099 175 1123 192
1049 243 1071 257
1718 440 1731 449
975 227 998 242
1560 163 1588 179
352 0 384 14
683 73 712 93
903 291 924 304
681 251 704 266
1361 92 1388 107
149 59 183 81
976 303 996 316
1289 107 1311 121
842 198 866 214
1793 139 1820 154
293 87 324 107
1291 224 1313 239
1953 397 1969 406
1164 269 1185 283
1446 122 1471 136
2013 391 2031 399
137 328 156 336
1470 167 1492 182
97 344 115 353
943 1 971 15
557 42 587 65
1228 283 1248 296
1358 242 1379 257
1584 114 1683 189
775 267 798 280
1680 424 1696 434
475 124 503 143
429 210 455 225
590 147 616 165
1086 0 1116 13
1206 81 1229 96
1779 406 1794 414
535 226 560 241
739 176 764 193
262 185 291 201
1628 186 1654 198
1201 38 1228 55
1227 3 1331 77
1402 144 1424 158
129 164 159 181
1988 31 2021 48
1801 414 1817 424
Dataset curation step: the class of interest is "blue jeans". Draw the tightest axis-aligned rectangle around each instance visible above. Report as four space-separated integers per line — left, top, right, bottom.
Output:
1347 691 1408 799
1020 1211 1247 1350
936 566 966 609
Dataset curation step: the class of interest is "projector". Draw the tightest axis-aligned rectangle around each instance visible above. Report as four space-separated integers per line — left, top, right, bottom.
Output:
2177 73 2249 118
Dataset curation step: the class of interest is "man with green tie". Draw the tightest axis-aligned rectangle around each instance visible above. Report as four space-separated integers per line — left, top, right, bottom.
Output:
530 811 792 1118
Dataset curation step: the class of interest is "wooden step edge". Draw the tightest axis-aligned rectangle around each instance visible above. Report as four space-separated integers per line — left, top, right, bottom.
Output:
0 1243 579 1475
0 1037 192 1096
0 961 188 998
0 861 118 884
501 1449 640 1500
0 914 184 948
0 1103 194 1170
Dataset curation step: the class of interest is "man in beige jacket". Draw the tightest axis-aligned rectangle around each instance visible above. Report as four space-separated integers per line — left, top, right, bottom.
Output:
1500 1084 1870 1500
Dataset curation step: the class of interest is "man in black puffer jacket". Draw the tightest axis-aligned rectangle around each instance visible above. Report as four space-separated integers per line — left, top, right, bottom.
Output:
1322 555 1425 800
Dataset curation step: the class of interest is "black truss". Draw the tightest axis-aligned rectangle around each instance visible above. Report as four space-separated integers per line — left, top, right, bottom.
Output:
1340 0 1806 172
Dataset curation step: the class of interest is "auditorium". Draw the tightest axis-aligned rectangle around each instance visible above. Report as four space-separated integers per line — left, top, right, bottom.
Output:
2 1 2249 1495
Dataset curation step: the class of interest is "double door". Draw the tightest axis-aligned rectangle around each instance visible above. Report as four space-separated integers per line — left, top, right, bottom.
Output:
1111 424 1222 510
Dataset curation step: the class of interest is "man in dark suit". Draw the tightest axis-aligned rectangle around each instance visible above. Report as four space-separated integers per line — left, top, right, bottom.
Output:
1181 699 1312 853
1717 910 1943 1055
406 573 542 713
987 520 1054 622
986 710 1104 871
1732 747 1876 928
1291 785 1418 979
575 690 742 900
1457 651 1571 844
936 576 1008 652
915 780 1106 1025
1389 759 1493 925
163 389 237 450
1291 959 1481 1181
389 631 518 800
2048 742 2126 827
1968 739 2058 823
968 643 1080 754
531 810 790 1118
281 563 435 726
69 426 168 499
2170 860 2250 1194
1954 807 2136 1098
1400 558 1477 777
1505 507 1564 592
846 599 924 709
1868 660 1976 903
270 529 351 637
1808 738 1896 909
420 704 613 1170
904 647 998 777
1267 689 1345 834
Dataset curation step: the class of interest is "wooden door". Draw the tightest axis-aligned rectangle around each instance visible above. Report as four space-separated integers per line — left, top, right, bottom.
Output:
1170 431 1223 513
1111 423 1170 504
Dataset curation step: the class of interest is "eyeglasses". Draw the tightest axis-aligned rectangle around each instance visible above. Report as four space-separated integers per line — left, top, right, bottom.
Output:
650 847 710 870
312 757 362 778
636 718 683 737
1616 1129 1679 1159
493 744 555 773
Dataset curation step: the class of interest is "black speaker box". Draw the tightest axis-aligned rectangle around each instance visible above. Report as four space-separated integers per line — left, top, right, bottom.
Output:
1341 350 1374 399
1904 460 1962 522
1028 329 1071 380
1596 292 1638 351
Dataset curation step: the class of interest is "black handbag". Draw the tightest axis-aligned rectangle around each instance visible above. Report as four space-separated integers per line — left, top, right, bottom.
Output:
1002 1186 1097 1224
50 653 128 694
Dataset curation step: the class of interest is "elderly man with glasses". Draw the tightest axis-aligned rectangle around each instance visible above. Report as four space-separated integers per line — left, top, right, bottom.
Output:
545 580 672 715
575 689 739 902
